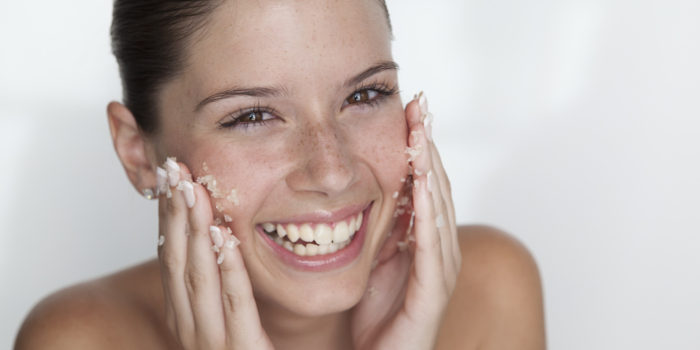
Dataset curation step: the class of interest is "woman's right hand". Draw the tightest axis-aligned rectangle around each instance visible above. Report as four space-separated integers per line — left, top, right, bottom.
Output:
156 159 275 349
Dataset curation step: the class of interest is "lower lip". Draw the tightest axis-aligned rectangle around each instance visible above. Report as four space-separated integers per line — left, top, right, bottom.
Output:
257 203 372 272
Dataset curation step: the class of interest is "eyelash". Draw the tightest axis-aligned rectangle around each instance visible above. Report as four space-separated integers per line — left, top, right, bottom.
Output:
346 82 399 107
217 82 399 130
217 103 277 130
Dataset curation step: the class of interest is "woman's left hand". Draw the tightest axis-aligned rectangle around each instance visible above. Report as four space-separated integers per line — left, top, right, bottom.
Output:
350 93 462 350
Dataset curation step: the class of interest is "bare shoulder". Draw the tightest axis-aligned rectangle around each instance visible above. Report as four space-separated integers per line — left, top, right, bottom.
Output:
435 225 546 350
14 260 174 350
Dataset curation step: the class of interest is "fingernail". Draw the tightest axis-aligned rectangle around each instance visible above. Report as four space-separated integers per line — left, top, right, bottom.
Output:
156 167 168 194
423 112 434 142
177 180 196 208
225 235 241 249
418 91 428 116
158 235 165 246
142 188 155 200
165 157 180 187
217 253 225 265
209 226 224 248
410 130 422 145
427 170 434 193
405 144 423 163
406 211 415 236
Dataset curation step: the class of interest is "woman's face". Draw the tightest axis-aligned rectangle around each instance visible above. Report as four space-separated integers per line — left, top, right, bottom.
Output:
154 0 408 316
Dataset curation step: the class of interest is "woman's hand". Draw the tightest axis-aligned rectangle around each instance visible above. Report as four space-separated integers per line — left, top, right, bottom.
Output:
350 93 462 350
156 160 274 349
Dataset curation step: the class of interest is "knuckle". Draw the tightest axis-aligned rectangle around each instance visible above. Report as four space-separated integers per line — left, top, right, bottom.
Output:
185 268 208 293
160 251 183 274
222 289 244 312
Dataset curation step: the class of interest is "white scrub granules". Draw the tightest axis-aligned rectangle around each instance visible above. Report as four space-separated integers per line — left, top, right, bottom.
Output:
196 174 225 198
196 165 240 206
226 189 240 206
405 144 423 163
397 241 409 252
436 213 445 228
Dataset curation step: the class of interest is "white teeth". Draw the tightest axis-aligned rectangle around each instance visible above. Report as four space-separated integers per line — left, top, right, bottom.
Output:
276 224 287 238
286 224 300 242
349 217 356 233
332 221 349 243
265 210 365 256
293 244 306 256
299 224 314 242
318 244 329 255
306 244 319 256
314 224 333 245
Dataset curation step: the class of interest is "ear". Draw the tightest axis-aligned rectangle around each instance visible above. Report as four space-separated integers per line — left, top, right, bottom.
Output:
107 101 157 195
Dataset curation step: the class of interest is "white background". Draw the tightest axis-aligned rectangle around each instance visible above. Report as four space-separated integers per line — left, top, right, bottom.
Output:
1 0 699 348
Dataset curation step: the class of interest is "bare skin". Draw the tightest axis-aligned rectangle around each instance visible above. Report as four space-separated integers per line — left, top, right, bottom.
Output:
15 0 545 348
15 226 545 350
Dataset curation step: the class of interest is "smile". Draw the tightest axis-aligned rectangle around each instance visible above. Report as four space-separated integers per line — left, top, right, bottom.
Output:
256 202 373 271
260 211 363 256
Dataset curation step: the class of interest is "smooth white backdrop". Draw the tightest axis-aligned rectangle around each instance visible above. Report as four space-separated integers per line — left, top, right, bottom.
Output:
2 0 699 348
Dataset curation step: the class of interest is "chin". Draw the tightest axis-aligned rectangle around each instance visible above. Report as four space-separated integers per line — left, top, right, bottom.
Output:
283 270 370 317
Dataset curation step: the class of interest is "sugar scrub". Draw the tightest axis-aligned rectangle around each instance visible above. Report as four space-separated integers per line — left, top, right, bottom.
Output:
196 162 240 206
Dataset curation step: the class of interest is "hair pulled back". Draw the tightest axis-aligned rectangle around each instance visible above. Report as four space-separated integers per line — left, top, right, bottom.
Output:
111 0 222 134
111 0 391 134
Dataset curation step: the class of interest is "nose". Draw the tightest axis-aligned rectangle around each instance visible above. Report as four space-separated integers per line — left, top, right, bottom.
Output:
285 119 356 197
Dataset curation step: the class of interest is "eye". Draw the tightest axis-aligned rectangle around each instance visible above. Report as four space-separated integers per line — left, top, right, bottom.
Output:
345 89 380 106
218 106 277 130
240 110 269 123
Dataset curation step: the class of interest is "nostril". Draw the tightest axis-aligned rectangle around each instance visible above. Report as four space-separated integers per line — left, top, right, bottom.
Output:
286 147 356 196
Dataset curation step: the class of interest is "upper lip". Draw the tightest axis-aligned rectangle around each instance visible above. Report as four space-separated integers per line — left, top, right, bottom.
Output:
258 202 370 225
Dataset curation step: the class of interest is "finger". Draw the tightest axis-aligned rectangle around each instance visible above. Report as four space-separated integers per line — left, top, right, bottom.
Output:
177 163 226 348
411 174 445 298
427 166 459 291
405 91 427 129
428 143 461 270
218 231 270 348
408 95 459 288
158 159 195 342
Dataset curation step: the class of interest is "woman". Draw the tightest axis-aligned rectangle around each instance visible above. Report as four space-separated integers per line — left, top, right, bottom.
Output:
16 0 545 349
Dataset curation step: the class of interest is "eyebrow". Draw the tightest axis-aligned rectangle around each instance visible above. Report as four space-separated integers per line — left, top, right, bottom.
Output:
343 60 399 88
194 60 399 112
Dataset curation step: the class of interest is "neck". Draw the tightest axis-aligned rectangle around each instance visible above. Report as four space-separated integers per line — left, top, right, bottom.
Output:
257 298 354 350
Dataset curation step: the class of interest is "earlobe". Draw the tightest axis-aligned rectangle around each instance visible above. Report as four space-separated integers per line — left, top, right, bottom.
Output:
106 101 157 194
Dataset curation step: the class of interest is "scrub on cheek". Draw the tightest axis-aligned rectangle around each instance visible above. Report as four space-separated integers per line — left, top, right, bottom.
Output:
195 161 241 224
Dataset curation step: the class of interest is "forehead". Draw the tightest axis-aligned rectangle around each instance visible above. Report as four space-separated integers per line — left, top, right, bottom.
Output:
181 0 393 97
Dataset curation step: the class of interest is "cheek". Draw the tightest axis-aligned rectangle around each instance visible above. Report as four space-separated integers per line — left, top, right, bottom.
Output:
348 105 409 187
181 141 282 239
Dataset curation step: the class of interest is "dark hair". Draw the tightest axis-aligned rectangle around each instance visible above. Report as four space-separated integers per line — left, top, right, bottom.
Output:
111 0 391 135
